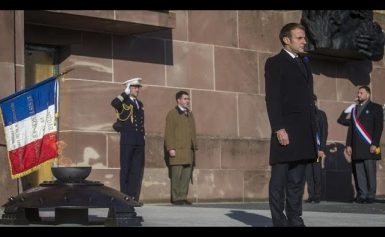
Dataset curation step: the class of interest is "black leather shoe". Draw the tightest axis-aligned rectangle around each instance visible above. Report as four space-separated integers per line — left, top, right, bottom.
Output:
366 198 375 204
288 217 306 227
126 196 143 206
172 200 185 205
304 198 313 203
290 222 306 227
182 200 192 205
132 197 143 206
313 198 320 203
355 197 367 204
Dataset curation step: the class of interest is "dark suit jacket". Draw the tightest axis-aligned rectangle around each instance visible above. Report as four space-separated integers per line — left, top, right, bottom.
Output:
316 108 328 152
265 49 318 165
346 101 383 160
111 92 145 146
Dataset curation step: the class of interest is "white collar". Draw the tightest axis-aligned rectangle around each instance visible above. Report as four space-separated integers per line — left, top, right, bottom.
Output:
178 105 186 111
284 49 297 59
359 100 369 106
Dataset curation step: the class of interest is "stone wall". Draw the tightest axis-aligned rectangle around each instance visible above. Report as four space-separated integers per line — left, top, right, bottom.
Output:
49 10 300 203
0 11 23 203
1 10 385 204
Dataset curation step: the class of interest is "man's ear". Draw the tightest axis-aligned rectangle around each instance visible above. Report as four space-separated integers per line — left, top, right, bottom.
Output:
283 36 290 45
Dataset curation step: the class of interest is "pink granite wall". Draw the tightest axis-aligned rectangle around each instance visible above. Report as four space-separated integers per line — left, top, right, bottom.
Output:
0 11 23 204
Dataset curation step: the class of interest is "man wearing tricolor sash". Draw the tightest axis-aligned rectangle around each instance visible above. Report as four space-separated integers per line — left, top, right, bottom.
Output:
345 86 383 204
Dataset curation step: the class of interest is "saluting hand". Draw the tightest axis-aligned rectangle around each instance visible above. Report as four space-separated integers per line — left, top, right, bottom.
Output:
124 85 130 95
344 103 356 113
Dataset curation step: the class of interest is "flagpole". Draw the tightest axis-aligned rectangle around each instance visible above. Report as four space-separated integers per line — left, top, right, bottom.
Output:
53 67 73 168
54 75 59 168
55 67 74 78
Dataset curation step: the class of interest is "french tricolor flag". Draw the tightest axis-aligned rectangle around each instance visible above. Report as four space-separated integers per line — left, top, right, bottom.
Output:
0 77 58 179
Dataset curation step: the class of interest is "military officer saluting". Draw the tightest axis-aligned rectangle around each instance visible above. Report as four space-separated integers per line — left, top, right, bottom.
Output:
111 77 145 203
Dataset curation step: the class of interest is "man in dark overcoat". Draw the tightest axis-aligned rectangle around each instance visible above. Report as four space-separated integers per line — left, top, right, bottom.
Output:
305 94 328 204
346 86 383 203
111 78 145 203
265 23 318 227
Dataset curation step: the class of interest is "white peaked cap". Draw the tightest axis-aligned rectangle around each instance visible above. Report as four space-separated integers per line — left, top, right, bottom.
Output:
122 77 142 87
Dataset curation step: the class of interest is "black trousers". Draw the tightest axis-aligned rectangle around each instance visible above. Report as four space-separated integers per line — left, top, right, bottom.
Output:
120 144 145 201
305 161 322 201
269 161 307 227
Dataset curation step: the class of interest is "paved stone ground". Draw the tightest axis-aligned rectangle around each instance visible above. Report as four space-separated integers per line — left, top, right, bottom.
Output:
1 200 385 227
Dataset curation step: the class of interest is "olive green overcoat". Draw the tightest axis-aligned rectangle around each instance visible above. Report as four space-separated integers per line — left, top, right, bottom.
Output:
164 107 197 166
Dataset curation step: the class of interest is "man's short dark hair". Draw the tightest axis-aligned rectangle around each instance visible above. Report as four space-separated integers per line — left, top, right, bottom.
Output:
358 85 371 94
176 90 189 100
313 94 318 101
279 23 305 46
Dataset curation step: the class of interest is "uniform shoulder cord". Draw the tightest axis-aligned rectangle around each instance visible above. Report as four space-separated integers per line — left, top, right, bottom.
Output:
116 103 134 123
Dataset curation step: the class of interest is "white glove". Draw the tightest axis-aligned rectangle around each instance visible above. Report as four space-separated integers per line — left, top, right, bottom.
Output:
124 84 130 95
344 103 356 113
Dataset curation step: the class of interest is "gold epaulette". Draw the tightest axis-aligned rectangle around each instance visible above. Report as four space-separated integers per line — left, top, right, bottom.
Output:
117 95 124 102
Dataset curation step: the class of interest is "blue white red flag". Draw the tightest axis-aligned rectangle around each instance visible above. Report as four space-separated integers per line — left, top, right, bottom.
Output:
0 77 58 179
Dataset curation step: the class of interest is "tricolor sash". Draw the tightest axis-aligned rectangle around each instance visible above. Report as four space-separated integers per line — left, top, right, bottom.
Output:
352 106 372 145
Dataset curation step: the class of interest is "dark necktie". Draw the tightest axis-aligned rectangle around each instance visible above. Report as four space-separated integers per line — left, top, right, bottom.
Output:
357 104 366 117
133 98 139 109
182 108 189 117
294 57 307 76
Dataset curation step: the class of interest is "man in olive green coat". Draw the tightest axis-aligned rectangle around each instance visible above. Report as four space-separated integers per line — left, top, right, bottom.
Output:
164 91 198 205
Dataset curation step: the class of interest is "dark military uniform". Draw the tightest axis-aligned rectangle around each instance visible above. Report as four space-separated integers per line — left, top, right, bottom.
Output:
111 92 145 201
305 106 328 203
